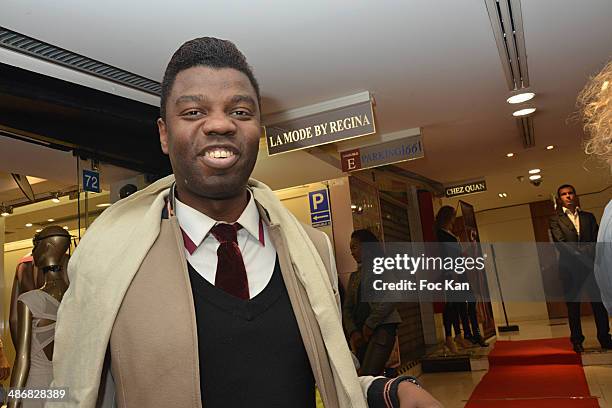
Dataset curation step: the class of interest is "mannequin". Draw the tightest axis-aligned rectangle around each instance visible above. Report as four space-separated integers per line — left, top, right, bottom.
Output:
9 226 71 408
9 252 70 344
9 256 43 344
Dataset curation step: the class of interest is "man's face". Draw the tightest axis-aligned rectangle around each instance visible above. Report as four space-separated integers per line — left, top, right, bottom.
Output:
158 66 261 200
558 187 576 208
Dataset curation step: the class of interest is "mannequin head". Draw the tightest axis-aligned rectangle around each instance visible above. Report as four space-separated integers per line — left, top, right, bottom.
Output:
435 205 457 231
32 226 71 271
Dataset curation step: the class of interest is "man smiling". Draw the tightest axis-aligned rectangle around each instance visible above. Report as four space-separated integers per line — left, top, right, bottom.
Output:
50 38 441 408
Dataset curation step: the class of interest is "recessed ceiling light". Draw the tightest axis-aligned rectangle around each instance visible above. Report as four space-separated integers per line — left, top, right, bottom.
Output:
506 152 515 158
513 107 537 117
63 226 69 230
36 228 42 233
96 203 112 208
546 145 554 150
507 92 535 104
498 193 508 198
528 169 541 174
25 223 33 227
529 174 542 181
47 218 55 222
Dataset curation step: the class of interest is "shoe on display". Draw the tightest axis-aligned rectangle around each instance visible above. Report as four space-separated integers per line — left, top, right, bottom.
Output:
600 340 612 350
454 335 473 349
572 343 585 353
472 335 489 347
445 336 458 354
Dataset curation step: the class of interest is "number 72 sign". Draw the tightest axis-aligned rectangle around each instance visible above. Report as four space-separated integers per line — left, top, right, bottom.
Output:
83 170 101 193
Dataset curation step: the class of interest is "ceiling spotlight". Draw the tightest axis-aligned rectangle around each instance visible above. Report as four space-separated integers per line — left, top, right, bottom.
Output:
506 152 515 158
51 192 61 203
528 169 541 174
47 218 55 222
63 226 69 230
513 107 537 117
546 145 555 150
498 193 508 198
507 92 535 104
25 223 33 227
36 229 42 233
529 174 542 181
96 203 112 208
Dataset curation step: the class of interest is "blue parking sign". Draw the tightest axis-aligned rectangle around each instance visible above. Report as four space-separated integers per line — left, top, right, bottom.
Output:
309 189 331 228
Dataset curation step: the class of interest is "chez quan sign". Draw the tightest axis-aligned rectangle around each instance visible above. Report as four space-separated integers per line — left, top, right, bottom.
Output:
445 180 487 198
265 100 376 156
340 134 424 172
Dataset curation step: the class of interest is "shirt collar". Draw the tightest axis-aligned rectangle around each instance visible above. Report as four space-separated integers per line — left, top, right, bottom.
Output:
563 206 580 216
174 188 264 251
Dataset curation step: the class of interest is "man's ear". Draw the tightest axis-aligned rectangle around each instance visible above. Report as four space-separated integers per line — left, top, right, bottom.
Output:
158 118 169 155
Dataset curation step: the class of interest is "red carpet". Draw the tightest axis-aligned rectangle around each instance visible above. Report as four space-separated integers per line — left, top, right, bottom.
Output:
466 338 599 407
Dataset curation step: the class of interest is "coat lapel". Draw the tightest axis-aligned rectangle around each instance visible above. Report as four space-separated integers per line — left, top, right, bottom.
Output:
578 211 588 241
110 217 202 407
260 212 340 408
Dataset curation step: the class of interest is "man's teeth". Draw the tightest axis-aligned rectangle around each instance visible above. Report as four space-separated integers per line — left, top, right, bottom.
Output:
206 150 235 159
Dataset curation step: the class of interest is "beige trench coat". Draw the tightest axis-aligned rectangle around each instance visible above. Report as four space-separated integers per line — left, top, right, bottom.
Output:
48 175 372 407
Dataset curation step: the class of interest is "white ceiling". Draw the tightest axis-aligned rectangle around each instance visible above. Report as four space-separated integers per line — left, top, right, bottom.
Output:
0 136 141 202
0 0 611 212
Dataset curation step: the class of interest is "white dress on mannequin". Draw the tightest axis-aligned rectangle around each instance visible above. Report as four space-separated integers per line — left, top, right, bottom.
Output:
17 290 58 408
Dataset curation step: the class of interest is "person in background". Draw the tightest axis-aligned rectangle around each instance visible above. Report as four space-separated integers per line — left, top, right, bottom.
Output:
549 184 612 352
343 229 402 376
577 59 612 315
434 206 473 352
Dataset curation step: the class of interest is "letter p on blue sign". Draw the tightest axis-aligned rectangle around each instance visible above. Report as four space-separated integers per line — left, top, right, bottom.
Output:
309 189 329 213
309 189 331 228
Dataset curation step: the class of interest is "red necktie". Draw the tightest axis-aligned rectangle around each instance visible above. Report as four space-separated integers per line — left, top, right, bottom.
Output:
210 223 249 300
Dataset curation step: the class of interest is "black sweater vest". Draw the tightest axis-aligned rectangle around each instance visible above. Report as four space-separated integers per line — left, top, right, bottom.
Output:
188 258 315 408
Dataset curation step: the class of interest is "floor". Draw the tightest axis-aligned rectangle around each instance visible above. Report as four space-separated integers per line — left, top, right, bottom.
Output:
419 317 612 407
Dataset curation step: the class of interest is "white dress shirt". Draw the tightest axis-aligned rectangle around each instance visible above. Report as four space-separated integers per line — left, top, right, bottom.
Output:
175 192 277 298
563 206 581 237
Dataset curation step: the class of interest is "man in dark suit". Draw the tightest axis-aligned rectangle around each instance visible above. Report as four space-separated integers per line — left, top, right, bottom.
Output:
550 184 612 352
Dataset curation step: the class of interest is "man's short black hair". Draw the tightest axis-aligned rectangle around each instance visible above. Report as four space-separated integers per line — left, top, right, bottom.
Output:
557 184 576 198
160 37 260 120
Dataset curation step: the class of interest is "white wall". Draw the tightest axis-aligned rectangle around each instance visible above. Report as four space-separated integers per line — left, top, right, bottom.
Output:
328 177 356 290
579 187 611 223
476 205 549 323
274 178 357 291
